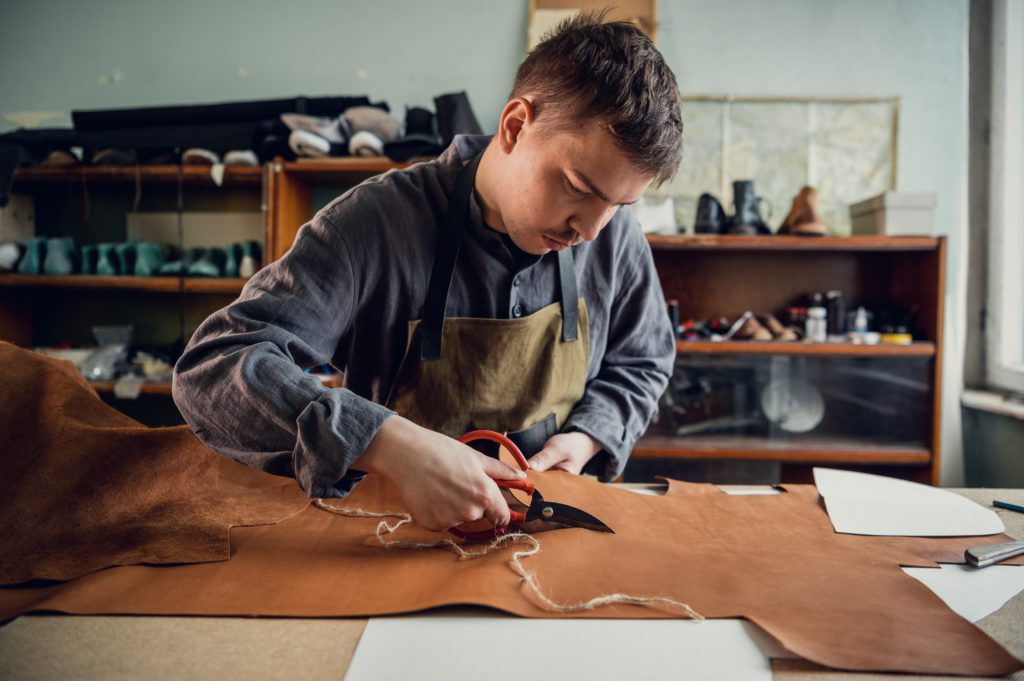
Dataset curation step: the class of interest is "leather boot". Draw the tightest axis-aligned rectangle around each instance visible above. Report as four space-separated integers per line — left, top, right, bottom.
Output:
115 243 137 276
187 247 227 277
224 243 243 278
81 244 98 275
95 243 120 275
17 237 46 275
43 237 78 275
134 242 166 276
726 180 772 235
694 193 726 234
778 186 827 236
239 240 262 278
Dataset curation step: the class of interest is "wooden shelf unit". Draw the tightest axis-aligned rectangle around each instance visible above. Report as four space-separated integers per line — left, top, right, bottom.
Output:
0 274 247 294
674 340 936 357
644 235 946 485
11 165 263 186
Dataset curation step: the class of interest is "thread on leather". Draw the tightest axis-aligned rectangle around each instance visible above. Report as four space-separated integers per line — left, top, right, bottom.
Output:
314 500 704 621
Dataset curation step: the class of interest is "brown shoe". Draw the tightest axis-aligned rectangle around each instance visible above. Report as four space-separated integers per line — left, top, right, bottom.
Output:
779 186 828 236
733 313 773 341
760 314 799 341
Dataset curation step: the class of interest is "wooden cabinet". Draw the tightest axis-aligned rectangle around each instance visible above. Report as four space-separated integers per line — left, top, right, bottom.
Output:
0 160 401 408
638 235 946 485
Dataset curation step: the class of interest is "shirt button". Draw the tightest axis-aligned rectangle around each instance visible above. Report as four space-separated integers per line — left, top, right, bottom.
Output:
512 304 524 318
512 276 521 288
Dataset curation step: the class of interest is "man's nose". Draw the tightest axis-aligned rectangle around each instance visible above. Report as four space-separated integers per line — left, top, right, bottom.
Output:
569 204 617 242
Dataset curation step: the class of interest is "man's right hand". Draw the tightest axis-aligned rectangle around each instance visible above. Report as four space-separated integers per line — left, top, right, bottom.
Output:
352 415 526 532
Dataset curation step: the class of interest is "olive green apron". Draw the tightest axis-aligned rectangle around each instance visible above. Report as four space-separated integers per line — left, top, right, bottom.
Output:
384 153 589 457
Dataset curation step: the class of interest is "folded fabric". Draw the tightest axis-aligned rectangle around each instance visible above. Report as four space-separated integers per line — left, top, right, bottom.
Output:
348 130 384 157
280 113 347 144
0 342 308 584
288 129 337 158
182 148 220 165
223 150 259 167
343 105 401 142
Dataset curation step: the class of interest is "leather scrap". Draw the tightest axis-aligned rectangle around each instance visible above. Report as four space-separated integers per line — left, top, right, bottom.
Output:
0 341 309 584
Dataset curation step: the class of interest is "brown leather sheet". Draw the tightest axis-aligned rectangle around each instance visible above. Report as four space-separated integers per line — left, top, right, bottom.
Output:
2 467 1022 676
0 342 309 584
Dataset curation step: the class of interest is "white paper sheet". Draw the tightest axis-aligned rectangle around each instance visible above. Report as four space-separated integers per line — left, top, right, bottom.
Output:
344 612 782 681
903 564 1024 622
813 467 1004 536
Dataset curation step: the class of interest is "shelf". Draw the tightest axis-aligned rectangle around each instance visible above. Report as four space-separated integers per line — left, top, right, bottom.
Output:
646 234 941 252
12 165 263 186
277 157 411 184
632 435 931 464
0 274 247 294
92 373 342 397
675 340 936 357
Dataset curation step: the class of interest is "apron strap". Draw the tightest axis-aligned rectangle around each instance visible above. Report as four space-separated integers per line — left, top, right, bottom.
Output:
420 153 482 360
557 248 579 343
420 151 582 358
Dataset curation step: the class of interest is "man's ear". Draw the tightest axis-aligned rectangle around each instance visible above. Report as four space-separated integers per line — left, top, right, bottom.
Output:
496 97 535 153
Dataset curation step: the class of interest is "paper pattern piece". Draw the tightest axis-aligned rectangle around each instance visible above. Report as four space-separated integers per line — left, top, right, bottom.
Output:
347 614 777 681
904 564 1024 623
814 467 1005 537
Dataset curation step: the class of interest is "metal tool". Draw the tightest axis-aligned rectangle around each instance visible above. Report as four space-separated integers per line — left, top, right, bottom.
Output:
964 540 1024 568
449 430 615 541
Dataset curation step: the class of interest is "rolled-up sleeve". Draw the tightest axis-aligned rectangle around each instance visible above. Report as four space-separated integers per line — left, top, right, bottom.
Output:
172 213 394 498
563 235 675 482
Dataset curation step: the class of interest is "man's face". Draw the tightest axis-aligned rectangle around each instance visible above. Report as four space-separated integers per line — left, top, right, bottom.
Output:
495 118 654 255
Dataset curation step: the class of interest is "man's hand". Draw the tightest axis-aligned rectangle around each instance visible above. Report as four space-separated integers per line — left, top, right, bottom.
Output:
527 431 602 475
353 416 526 532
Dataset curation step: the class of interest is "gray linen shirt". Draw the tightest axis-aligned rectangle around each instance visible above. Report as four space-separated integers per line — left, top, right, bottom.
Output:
172 134 675 497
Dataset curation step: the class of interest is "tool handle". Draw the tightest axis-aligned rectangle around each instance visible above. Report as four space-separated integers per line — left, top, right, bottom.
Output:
965 540 1024 568
496 479 535 494
457 430 529 471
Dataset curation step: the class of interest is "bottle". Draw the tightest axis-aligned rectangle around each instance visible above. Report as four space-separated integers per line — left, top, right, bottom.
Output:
806 306 827 343
853 306 869 334
826 290 845 339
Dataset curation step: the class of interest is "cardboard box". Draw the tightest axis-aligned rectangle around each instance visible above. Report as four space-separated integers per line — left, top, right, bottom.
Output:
0 194 35 242
849 192 936 236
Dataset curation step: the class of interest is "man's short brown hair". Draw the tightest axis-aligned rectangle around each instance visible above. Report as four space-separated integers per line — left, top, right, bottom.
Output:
510 11 683 185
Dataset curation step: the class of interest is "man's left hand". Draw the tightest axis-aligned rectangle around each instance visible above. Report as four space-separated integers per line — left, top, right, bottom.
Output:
527 431 602 475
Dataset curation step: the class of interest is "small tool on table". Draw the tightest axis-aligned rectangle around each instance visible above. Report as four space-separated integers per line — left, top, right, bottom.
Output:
449 430 615 541
965 500 1024 567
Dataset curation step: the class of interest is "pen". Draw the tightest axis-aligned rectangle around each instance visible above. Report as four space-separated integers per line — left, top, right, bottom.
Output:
993 500 1024 514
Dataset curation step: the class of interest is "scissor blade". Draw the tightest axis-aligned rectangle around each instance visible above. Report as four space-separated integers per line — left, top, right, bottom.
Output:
542 501 615 534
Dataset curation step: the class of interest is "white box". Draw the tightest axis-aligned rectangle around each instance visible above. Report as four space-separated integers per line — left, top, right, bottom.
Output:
0 194 35 242
849 192 936 236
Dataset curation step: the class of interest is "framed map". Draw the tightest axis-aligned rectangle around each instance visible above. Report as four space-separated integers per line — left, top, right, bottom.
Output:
645 96 899 235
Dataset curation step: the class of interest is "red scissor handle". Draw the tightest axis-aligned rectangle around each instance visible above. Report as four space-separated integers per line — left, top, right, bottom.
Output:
457 430 529 471
449 430 533 540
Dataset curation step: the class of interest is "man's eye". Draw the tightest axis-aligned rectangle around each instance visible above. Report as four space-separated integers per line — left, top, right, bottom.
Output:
567 179 589 196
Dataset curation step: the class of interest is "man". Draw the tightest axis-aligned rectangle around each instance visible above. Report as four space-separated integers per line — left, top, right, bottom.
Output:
172 13 682 534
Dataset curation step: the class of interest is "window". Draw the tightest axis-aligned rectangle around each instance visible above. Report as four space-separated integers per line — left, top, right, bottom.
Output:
985 0 1024 392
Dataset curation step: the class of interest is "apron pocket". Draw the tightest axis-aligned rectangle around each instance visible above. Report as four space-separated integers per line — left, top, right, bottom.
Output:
508 412 558 458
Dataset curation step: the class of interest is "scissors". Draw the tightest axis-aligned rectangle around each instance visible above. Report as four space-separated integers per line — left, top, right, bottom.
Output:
448 429 615 541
